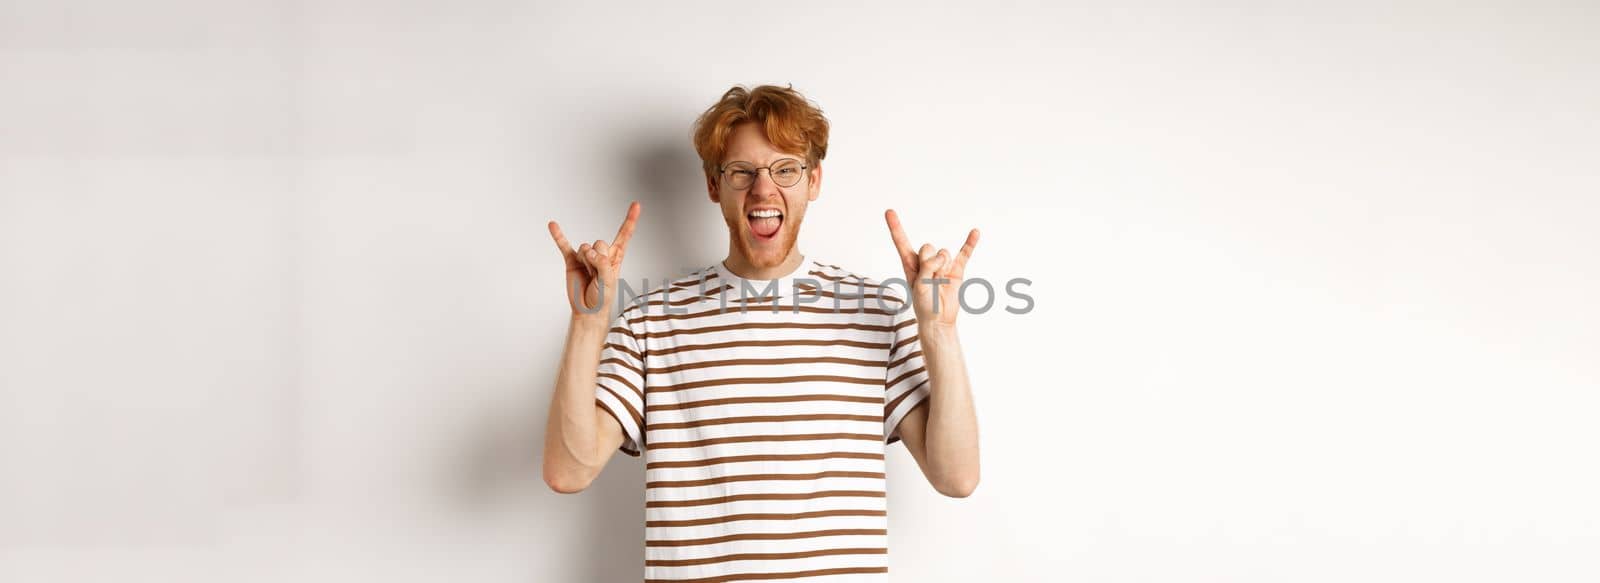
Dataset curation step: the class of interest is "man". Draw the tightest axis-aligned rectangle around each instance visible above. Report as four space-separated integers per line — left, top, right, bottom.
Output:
541 84 980 581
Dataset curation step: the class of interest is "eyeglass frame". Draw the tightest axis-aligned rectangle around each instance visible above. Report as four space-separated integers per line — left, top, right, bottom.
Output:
714 158 812 190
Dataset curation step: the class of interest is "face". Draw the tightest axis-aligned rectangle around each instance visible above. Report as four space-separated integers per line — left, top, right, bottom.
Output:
707 121 822 269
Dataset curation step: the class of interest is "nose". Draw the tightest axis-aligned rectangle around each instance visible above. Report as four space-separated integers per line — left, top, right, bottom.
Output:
749 167 783 198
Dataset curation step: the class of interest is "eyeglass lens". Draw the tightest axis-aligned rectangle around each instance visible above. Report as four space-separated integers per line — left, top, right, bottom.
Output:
722 159 804 189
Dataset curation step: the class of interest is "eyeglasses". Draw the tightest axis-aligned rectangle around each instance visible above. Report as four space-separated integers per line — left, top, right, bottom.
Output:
716 158 809 190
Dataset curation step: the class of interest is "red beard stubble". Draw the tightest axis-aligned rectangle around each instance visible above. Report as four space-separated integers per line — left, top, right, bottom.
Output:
725 207 805 269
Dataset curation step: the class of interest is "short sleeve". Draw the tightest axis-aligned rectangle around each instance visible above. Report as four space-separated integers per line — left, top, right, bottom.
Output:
594 311 647 457
883 300 930 446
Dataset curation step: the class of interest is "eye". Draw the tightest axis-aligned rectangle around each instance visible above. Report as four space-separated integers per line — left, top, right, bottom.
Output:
775 168 796 176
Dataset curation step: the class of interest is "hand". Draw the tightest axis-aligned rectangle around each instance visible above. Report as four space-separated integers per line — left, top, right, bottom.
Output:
548 201 640 320
885 209 979 332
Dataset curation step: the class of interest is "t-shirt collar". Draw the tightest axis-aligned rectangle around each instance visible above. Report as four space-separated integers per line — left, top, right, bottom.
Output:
713 255 809 300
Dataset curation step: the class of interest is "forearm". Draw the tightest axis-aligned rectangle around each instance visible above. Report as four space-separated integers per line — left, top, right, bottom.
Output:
542 314 611 488
917 324 980 492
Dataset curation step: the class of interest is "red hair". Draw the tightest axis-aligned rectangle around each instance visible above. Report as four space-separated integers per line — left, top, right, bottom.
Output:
691 84 830 181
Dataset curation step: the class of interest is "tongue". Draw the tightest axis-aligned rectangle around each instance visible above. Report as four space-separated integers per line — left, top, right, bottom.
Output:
750 216 781 237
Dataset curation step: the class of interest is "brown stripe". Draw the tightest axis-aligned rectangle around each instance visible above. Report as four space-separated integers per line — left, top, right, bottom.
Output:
594 398 642 457
891 333 919 355
647 508 886 528
651 338 889 357
727 288 871 304
598 372 642 399
664 271 719 292
654 374 881 393
729 297 894 313
886 367 926 391
668 284 734 305
648 470 885 490
887 395 930 445
646 528 887 548
711 282 902 306
647 488 885 508
648 433 884 451
629 303 895 324
624 269 713 293
640 321 895 341
806 269 886 289
794 283 904 305
595 389 643 439
619 284 736 317
624 269 915 318
632 272 721 302
646 393 880 414
608 326 637 342
648 451 883 471
652 356 883 375
599 356 643 377
644 566 889 583
651 413 879 431
885 379 929 416
605 342 641 360
646 546 886 568
887 350 923 370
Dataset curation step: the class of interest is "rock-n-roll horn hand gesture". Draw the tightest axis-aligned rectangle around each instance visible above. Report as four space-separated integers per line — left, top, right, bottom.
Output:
885 209 980 331
548 201 640 318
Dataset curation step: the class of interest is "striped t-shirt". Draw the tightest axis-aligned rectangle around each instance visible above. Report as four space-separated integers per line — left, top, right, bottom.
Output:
593 257 932 582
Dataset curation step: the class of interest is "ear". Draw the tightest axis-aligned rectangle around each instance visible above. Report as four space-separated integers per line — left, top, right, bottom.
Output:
706 172 720 203
806 163 822 202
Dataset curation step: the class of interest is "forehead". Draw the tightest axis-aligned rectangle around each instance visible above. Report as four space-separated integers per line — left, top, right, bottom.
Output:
723 122 803 164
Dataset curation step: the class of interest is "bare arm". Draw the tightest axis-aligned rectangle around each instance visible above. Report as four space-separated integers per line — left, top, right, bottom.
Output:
541 317 629 493
884 209 982 498
541 202 640 494
894 327 979 498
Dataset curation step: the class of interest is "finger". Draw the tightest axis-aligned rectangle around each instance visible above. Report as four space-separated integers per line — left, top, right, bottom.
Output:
919 251 949 281
549 221 577 262
589 239 607 264
593 240 613 270
884 210 916 273
912 244 936 281
577 242 596 277
612 201 641 255
953 228 979 273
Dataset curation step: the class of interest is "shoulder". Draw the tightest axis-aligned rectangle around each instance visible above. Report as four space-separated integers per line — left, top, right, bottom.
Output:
631 263 720 296
616 264 720 320
804 260 908 304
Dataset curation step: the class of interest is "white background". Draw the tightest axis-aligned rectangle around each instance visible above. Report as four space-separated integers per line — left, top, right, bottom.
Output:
3 1 1598 581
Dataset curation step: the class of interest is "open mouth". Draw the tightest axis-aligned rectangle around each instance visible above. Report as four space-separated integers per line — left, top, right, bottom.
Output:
746 207 783 241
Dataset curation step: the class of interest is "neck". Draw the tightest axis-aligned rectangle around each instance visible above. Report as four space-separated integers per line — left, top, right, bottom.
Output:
722 245 805 280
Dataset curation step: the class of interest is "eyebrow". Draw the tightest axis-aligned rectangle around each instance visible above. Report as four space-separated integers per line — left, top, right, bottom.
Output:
722 156 803 166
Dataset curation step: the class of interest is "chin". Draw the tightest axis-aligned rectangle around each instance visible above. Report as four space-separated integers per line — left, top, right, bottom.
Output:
736 233 790 267
746 245 790 268
728 214 802 269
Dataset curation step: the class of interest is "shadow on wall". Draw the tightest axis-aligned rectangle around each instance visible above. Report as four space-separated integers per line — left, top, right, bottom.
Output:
623 124 726 280
574 455 649 583
446 386 646 582
443 119 726 581
574 123 727 581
